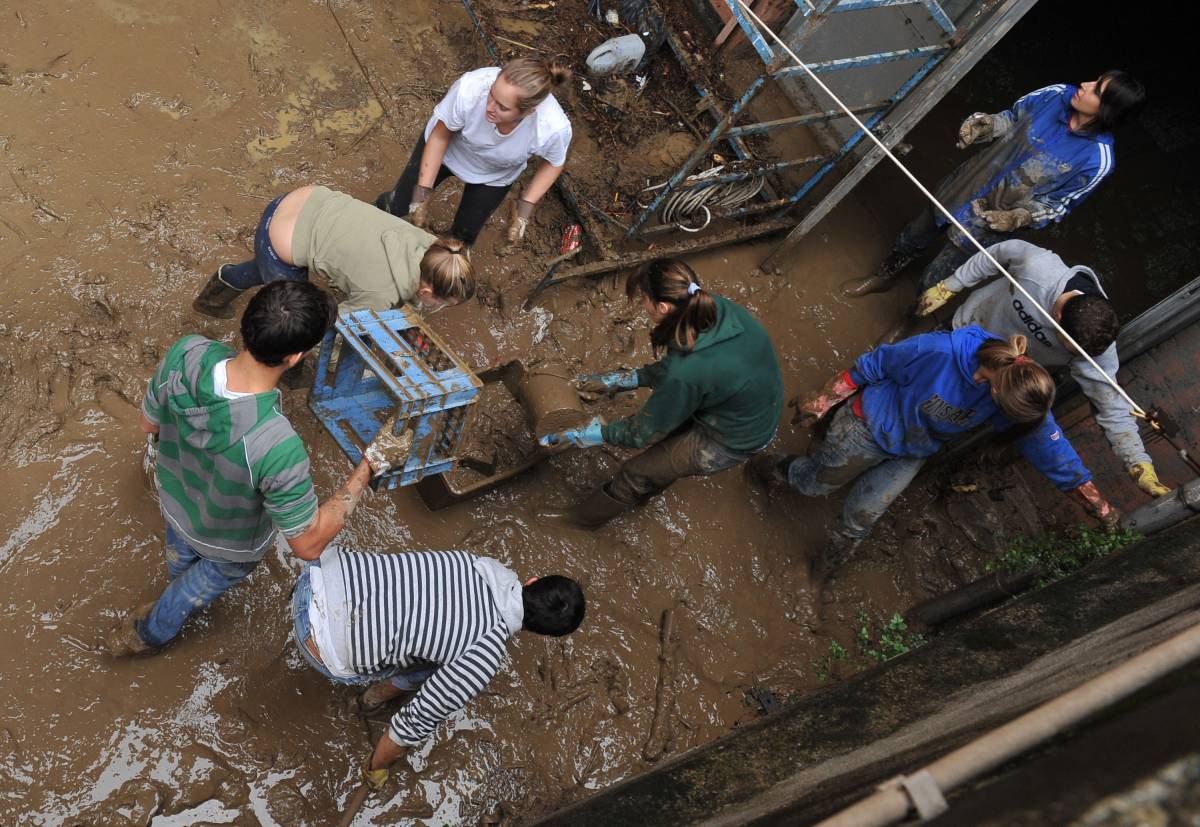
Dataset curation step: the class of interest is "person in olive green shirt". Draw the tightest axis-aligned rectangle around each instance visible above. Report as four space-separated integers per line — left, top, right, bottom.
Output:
540 258 784 527
191 186 475 319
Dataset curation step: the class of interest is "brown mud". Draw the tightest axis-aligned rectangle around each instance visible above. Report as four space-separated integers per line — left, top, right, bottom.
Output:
0 3 1069 826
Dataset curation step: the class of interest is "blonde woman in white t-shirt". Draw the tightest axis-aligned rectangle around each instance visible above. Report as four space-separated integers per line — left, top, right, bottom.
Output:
374 58 573 247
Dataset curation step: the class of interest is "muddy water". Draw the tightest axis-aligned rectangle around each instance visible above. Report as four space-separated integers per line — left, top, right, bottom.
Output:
0 3 1038 825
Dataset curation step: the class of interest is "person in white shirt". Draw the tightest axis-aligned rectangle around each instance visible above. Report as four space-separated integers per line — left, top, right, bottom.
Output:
374 58 573 246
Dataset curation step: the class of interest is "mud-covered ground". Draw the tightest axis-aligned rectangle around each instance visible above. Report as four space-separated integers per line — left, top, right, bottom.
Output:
0 3 1077 825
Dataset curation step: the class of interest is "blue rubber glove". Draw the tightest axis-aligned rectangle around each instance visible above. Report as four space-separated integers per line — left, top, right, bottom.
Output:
539 416 605 448
574 369 639 396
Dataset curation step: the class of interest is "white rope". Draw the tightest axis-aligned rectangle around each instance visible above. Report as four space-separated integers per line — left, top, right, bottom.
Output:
738 0 1147 418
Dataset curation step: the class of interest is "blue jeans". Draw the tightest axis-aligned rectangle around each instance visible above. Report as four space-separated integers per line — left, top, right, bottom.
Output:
219 194 309 289
136 525 259 647
291 565 436 690
894 203 1007 290
786 405 926 540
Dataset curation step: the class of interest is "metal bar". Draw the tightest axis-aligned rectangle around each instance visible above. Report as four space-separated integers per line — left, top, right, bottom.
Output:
626 75 769 237
661 24 774 198
826 0 956 36
720 0 775 62
759 0 1039 274
770 51 945 214
772 44 948 75
555 172 615 260
726 103 888 137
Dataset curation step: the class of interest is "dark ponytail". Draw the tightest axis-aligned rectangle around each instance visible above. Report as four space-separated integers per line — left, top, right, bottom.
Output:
625 258 717 353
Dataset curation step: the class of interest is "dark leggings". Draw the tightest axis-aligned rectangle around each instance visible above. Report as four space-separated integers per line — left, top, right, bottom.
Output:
380 132 512 246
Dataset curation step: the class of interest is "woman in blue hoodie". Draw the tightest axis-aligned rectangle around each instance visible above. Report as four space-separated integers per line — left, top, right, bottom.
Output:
751 326 1120 572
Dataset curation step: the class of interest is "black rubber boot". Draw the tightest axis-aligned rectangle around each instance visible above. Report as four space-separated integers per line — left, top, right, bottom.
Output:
565 484 633 528
192 270 244 319
373 190 394 214
746 452 798 489
839 250 918 298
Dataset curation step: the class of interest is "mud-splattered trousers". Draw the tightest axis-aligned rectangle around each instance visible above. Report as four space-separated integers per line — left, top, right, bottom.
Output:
784 405 926 540
219 194 308 289
893 204 1009 291
136 525 259 647
290 564 437 690
608 422 764 506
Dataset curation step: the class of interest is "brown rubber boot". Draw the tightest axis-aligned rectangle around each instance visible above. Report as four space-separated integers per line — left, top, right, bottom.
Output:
103 602 159 657
839 250 917 298
192 269 244 319
746 453 798 489
565 484 633 528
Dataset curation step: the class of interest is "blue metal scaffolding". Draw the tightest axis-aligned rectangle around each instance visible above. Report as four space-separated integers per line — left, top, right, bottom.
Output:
626 0 957 237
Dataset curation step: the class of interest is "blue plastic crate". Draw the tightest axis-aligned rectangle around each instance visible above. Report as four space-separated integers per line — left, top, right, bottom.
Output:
309 307 481 489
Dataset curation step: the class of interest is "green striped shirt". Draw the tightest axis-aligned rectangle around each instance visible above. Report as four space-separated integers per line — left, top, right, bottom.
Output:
142 336 318 563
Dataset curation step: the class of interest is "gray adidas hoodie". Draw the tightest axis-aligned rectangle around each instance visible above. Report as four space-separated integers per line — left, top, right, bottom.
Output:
948 240 1149 468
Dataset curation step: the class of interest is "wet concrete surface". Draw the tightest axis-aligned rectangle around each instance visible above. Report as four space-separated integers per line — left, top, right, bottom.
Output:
0 2 1173 825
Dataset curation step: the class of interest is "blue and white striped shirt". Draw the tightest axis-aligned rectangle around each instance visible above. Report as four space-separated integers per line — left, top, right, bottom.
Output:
319 547 519 746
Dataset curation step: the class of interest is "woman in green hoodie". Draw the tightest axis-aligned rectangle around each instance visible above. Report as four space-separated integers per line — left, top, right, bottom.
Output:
539 258 784 526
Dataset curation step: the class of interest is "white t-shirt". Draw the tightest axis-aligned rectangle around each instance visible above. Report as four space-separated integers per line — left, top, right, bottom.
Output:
213 359 252 400
426 66 572 186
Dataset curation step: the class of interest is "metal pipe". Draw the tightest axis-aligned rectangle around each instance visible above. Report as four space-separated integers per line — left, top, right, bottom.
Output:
1123 480 1200 536
772 44 949 76
815 622 1200 827
726 103 889 137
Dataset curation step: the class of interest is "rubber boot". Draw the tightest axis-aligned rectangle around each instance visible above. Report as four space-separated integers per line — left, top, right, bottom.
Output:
565 484 633 528
839 250 918 298
373 190 394 214
746 452 798 489
103 602 159 657
192 270 244 319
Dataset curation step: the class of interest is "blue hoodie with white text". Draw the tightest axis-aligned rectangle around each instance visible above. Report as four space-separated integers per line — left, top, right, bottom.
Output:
849 326 1089 491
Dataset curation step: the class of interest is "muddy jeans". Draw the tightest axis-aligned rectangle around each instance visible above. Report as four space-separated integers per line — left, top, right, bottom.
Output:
291 565 437 690
785 405 926 540
218 194 309 290
608 423 764 506
380 132 513 246
136 525 260 647
893 204 1009 291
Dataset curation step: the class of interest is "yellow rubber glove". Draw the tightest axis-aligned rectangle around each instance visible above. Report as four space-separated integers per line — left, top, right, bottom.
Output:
915 281 957 316
1129 462 1172 497
361 759 389 791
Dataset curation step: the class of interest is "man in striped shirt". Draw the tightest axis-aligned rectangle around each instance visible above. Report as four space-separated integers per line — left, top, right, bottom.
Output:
106 281 393 655
290 546 585 790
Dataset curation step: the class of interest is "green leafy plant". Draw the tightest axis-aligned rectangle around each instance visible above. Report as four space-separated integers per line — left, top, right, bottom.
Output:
857 613 926 664
813 639 850 682
986 527 1140 585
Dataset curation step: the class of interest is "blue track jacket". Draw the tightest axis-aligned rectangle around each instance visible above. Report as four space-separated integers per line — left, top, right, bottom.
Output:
849 326 1090 491
942 84 1115 231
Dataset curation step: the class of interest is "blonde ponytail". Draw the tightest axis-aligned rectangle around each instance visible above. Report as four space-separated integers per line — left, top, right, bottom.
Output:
419 237 476 304
977 334 1055 425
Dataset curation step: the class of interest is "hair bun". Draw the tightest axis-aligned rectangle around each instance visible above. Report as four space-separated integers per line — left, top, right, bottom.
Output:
548 61 573 88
